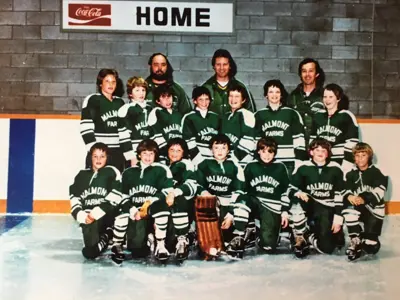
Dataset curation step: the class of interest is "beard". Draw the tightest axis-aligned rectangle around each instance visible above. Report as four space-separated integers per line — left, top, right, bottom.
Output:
151 69 169 81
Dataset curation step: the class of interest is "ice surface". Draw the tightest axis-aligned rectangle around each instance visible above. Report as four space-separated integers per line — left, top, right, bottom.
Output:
1 215 400 300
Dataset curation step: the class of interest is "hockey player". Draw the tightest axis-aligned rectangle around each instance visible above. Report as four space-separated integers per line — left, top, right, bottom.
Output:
69 142 122 260
342 142 388 261
196 134 245 245
310 83 359 175
118 76 152 167
289 138 345 258
80 69 126 172
110 139 175 265
181 86 220 166
255 79 307 176
148 85 183 162
221 85 256 167
227 137 291 258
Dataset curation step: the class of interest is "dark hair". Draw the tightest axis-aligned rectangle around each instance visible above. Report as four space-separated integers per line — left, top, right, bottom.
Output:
209 134 231 151
298 58 325 87
96 69 119 95
90 142 109 156
192 86 212 102
324 83 349 111
211 49 237 78
154 85 173 103
167 138 190 160
309 138 332 159
256 137 278 156
263 79 289 106
137 139 160 161
148 52 174 82
228 84 247 104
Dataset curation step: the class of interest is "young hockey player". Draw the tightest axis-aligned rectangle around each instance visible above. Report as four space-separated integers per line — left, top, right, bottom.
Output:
110 139 175 265
69 142 122 260
310 83 359 175
255 79 307 176
227 137 291 259
196 134 245 245
181 86 220 166
289 138 344 258
342 142 388 261
220 85 256 167
118 76 152 167
166 138 198 260
80 69 126 172
148 85 183 162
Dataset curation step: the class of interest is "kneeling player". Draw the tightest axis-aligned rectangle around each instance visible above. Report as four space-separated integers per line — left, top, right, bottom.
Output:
110 139 175 265
342 142 388 261
69 143 122 260
228 137 290 258
289 138 344 257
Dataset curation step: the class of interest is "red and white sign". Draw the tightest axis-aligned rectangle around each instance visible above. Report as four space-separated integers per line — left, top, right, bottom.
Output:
62 0 234 33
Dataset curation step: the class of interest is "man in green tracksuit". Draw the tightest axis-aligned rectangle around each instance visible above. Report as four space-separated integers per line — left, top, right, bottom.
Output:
202 49 256 116
227 137 291 258
145 52 192 115
287 58 325 144
70 142 122 260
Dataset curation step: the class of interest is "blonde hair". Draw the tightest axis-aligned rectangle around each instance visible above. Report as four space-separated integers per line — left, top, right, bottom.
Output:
352 142 374 163
126 76 148 98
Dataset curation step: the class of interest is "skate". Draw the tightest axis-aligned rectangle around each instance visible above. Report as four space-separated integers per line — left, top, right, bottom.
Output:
346 237 362 261
243 222 257 249
155 239 170 262
110 244 125 266
175 235 189 262
293 234 309 258
226 235 245 260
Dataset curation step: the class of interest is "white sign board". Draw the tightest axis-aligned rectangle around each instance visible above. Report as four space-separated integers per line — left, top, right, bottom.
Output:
62 0 234 33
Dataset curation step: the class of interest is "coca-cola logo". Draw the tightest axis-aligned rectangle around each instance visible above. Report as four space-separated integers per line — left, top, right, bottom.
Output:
68 4 111 26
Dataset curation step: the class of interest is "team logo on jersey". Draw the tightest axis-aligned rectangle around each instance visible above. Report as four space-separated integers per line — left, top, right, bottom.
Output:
68 4 111 26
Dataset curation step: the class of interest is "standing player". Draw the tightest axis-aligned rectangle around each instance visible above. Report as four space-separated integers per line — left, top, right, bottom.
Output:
118 76 152 167
227 137 291 258
70 142 122 260
255 79 307 176
80 69 125 172
289 138 345 258
342 142 388 261
181 86 220 166
221 85 256 167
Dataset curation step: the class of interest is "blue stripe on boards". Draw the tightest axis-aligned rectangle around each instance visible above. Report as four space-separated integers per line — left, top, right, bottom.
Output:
0 216 29 236
7 119 36 213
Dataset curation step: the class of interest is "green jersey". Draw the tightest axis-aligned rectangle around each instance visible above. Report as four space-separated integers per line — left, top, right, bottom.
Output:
202 76 257 116
145 77 192 115
255 105 307 165
244 159 291 214
118 100 152 161
120 162 174 213
181 108 220 166
221 108 256 166
287 85 325 144
169 159 198 198
69 166 122 223
344 164 388 220
80 93 125 151
289 160 344 217
310 109 359 173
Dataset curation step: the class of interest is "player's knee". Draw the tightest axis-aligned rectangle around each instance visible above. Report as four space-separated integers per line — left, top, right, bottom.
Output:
82 245 100 259
363 239 381 254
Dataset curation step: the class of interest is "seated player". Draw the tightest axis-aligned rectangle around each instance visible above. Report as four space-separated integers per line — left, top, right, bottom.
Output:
69 142 122 260
227 137 290 258
342 142 388 261
289 138 344 258
110 139 175 265
196 134 245 248
166 138 198 260
181 86 220 166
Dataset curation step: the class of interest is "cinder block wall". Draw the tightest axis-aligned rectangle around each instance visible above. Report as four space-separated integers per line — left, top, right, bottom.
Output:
0 0 399 117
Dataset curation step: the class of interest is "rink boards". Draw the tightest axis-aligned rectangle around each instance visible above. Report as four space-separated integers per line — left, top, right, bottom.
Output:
0 114 399 214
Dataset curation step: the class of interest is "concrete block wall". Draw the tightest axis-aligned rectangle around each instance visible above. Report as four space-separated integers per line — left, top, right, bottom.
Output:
0 0 399 117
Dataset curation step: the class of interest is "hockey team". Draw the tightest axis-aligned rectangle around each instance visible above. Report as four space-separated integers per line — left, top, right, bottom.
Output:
70 52 388 266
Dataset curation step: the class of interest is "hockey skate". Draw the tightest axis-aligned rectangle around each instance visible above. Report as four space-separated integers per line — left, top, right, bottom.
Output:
293 234 310 258
175 235 189 262
243 222 257 249
111 244 125 266
226 235 245 260
346 237 362 261
155 239 170 262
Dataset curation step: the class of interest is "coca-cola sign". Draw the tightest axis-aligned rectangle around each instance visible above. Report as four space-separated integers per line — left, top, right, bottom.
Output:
68 4 111 26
